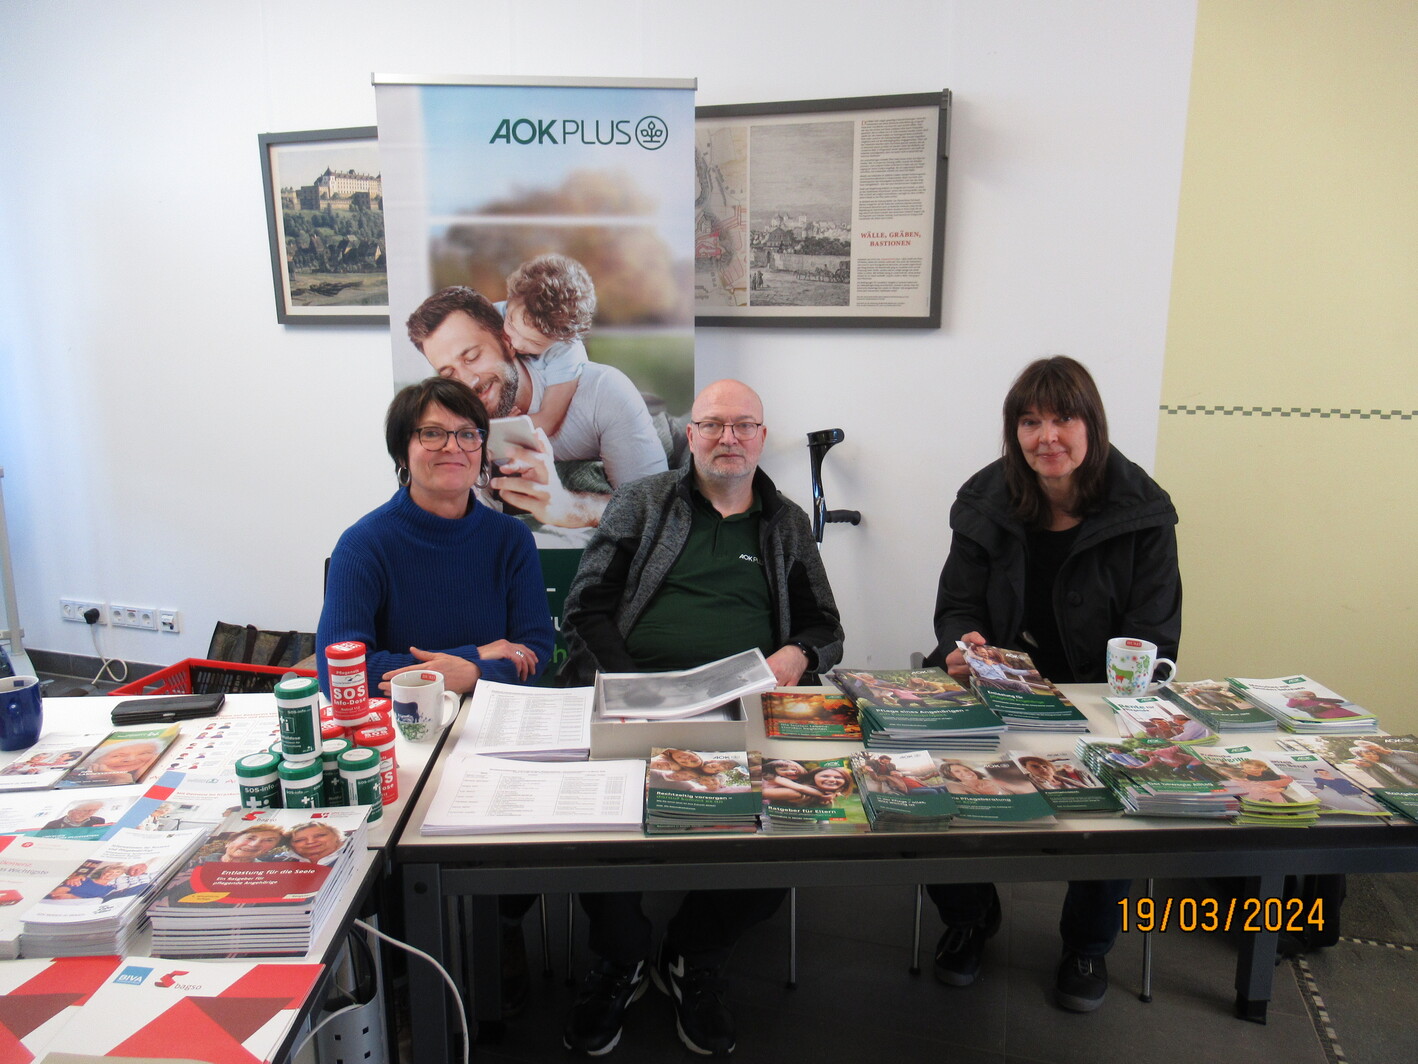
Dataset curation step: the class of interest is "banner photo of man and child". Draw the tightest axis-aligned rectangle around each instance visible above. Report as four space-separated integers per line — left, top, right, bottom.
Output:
375 76 696 577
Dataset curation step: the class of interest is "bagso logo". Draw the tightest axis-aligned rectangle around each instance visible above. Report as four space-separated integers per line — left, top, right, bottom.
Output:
488 116 668 149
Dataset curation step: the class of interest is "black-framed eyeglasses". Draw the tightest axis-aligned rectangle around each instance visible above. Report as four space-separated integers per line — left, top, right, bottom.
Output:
692 420 763 441
413 426 486 452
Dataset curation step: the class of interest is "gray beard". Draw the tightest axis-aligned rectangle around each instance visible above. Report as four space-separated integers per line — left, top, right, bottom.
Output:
488 358 521 418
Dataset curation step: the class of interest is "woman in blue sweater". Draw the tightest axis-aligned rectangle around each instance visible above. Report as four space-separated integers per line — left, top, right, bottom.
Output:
317 377 554 696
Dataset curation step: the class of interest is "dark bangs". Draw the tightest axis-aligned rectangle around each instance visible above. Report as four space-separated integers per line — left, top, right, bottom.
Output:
1000 356 1110 526
384 376 491 482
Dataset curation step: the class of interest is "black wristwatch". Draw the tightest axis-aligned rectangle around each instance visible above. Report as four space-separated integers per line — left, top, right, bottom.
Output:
789 641 817 670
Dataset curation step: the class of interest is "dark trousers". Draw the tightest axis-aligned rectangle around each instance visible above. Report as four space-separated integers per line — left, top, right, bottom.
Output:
578 888 788 969
927 879 1131 957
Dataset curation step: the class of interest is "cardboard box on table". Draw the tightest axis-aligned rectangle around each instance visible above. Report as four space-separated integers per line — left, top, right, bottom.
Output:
589 678 752 760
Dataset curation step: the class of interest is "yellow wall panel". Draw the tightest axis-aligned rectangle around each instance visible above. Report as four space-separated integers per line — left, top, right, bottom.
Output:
1161 0 1418 729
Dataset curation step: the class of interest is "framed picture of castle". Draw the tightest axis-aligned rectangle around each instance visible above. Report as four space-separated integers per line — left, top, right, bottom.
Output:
258 127 389 324
694 92 949 328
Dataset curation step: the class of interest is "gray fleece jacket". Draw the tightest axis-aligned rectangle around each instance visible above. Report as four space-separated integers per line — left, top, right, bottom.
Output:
558 463 845 686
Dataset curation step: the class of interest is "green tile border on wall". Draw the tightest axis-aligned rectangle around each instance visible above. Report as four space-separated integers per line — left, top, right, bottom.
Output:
1160 406 1415 420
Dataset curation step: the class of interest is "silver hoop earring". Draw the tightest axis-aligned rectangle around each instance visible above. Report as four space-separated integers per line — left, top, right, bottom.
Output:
397 466 410 487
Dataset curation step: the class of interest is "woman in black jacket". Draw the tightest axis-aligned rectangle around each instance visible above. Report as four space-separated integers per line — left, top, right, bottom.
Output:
928 355 1181 1013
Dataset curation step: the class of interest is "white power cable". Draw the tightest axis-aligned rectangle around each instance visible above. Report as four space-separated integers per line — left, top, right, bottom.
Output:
88 617 129 685
352 917 471 1064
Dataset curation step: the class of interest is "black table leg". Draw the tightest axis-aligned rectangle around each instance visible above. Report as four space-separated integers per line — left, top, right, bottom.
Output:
469 893 504 1029
1233 874 1284 1024
402 861 463 1061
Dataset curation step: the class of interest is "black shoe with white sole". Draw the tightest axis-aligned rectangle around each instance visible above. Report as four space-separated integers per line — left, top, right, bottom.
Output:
651 944 735 1056
563 958 647 1056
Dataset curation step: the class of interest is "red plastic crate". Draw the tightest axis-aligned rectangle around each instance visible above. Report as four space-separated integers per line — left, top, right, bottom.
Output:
111 657 316 696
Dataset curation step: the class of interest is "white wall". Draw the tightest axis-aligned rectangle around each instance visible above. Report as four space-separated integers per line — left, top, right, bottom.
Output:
0 0 1195 670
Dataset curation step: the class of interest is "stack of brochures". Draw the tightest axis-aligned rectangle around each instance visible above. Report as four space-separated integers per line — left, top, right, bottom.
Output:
0 835 104 958
20 827 205 957
1005 750 1121 813
147 806 370 957
1106 696 1218 746
55 724 182 789
1371 790 1418 823
956 644 1089 731
1159 680 1278 733
1194 747 1322 827
420 754 647 835
459 680 593 761
829 668 1006 751
596 649 777 722
0 732 108 791
849 751 956 831
0 786 145 841
760 756 870 833
761 691 861 741
644 750 761 835
0 955 324 1064
1279 734 1418 817
1075 738 1240 819
1258 746 1389 817
113 771 251 834
0 725 180 793
1226 675 1379 734
920 754 1058 826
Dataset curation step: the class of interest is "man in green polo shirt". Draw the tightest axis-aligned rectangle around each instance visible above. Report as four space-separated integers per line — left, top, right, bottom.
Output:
560 378 844 1057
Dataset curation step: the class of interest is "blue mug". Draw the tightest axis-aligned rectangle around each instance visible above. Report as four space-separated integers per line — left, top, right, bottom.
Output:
0 676 43 751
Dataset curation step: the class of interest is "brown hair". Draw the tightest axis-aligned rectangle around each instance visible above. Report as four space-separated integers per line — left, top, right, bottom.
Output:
504 254 597 341
406 286 508 353
385 377 491 482
1001 356 1110 527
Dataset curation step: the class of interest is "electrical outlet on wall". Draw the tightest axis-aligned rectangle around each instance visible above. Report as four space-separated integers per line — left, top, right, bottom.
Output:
158 610 180 634
110 604 159 631
60 599 106 624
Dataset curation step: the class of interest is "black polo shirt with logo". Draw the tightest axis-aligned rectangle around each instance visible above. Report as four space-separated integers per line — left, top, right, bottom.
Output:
624 488 773 671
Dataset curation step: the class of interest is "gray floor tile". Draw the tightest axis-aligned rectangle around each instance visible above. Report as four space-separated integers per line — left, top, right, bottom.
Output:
1298 939 1418 1064
416 879 1358 1064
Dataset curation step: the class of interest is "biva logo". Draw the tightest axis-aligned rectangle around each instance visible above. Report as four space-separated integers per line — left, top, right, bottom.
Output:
490 115 667 150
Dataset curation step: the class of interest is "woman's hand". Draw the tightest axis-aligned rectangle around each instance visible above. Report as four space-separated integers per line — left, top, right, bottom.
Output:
477 639 540 682
945 631 987 682
381 648 482 695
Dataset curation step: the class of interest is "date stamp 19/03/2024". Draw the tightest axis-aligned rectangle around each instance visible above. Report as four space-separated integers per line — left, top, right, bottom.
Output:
1118 896 1325 934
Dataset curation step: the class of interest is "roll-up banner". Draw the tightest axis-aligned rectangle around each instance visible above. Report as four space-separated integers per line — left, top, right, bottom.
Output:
374 75 696 674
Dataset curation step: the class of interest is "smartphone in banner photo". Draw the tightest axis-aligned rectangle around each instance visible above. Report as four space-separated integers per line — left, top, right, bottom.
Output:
488 416 539 464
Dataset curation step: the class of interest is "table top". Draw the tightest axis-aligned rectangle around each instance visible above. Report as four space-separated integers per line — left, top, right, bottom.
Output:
393 684 1418 870
0 692 410 1062
10 691 454 850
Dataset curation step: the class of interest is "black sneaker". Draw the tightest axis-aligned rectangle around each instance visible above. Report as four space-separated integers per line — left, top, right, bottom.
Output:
933 895 1002 986
651 944 735 1056
1054 950 1108 1012
563 958 647 1056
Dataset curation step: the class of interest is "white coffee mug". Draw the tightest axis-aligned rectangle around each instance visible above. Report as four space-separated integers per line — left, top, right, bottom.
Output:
1106 637 1176 697
390 670 459 743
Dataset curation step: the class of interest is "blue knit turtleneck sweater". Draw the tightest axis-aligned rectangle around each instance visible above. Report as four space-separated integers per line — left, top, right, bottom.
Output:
316 488 554 694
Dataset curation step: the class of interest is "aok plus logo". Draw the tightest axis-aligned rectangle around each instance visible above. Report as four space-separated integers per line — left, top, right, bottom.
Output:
489 116 668 149
634 116 666 149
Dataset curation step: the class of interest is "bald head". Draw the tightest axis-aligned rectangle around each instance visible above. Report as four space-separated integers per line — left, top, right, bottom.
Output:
691 379 764 423
687 379 767 497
